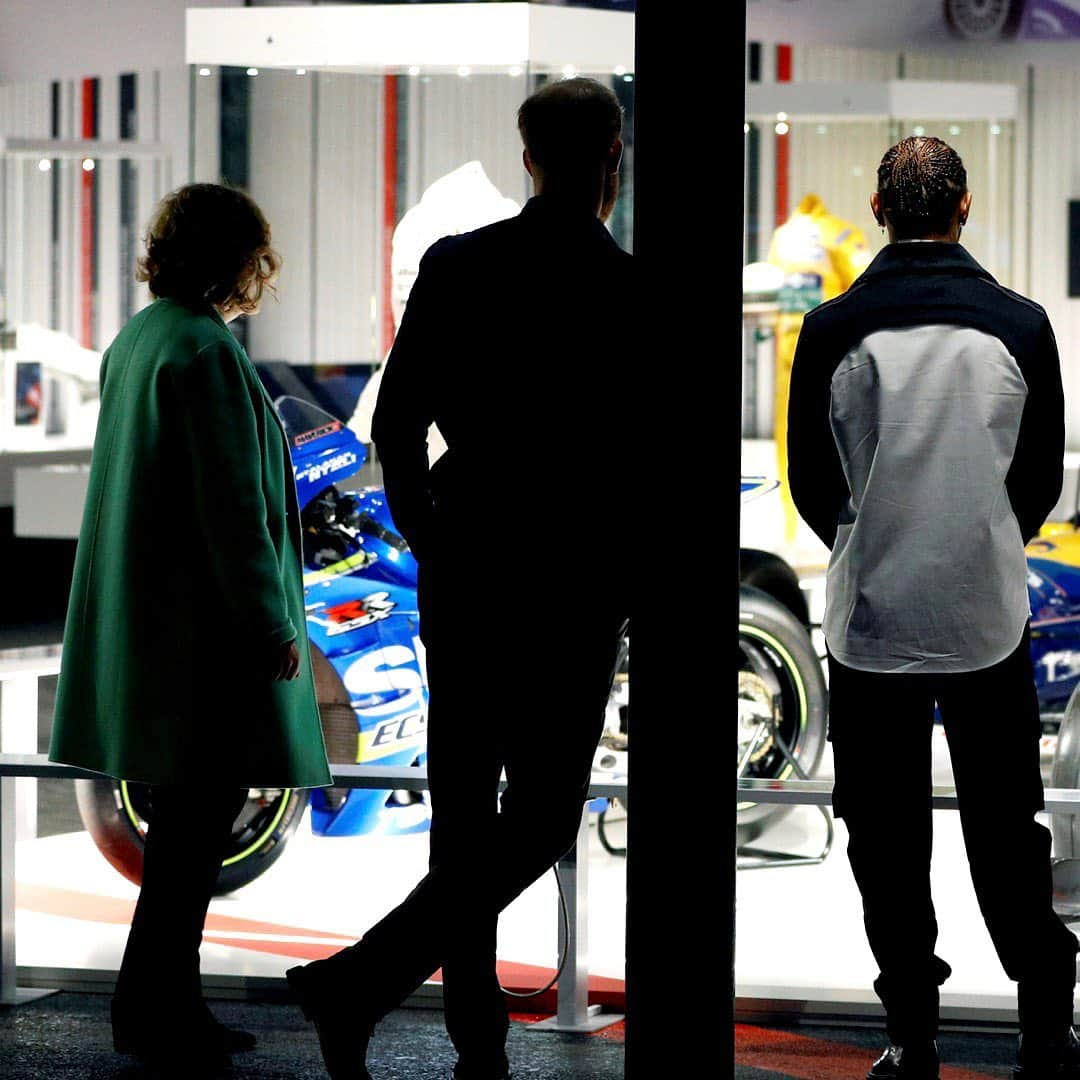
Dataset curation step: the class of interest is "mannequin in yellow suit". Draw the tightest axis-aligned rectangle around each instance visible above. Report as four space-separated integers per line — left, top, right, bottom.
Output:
769 193 872 540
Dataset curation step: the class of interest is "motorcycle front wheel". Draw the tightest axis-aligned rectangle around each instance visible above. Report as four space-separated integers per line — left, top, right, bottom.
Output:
75 779 307 895
738 585 827 847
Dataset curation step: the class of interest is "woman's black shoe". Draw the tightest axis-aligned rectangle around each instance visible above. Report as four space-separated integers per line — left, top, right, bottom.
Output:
1014 1026 1080 1077
287 961 374 1080
112 998 252 1066
867 1041 940 1079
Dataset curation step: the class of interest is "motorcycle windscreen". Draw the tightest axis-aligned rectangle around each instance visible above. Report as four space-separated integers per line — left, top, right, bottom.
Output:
277 395 368 505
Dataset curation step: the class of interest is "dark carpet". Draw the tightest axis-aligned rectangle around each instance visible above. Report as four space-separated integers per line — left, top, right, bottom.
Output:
0 993 626 1078
736 1022 1021 1078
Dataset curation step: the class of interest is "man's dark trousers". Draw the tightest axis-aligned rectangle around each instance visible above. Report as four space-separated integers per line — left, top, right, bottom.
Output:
828 625 1078 1044
335 542 627 1073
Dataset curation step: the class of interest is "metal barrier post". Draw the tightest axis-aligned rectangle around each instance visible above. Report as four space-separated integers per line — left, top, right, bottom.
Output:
1 769 14 1004
530 805 623 1033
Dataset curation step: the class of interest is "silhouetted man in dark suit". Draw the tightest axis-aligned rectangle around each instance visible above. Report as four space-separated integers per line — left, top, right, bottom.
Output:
288 77 632 1080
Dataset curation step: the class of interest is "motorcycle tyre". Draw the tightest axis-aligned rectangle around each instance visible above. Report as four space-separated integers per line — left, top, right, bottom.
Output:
75 779 307 896
944 0 1025 41
738 586 827 848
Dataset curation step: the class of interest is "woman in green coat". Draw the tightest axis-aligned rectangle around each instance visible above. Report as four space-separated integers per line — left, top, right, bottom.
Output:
49 183 332 1071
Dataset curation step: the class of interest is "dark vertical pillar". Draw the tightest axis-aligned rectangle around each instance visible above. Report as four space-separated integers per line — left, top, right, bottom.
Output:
627 1 741 1077
49 81 60 331
119 73 137 325
746 43 762 265
219 67 252 349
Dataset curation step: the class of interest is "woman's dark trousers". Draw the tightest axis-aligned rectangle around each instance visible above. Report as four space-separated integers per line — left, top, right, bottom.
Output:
113 784 248 1024
827 626 1078 1046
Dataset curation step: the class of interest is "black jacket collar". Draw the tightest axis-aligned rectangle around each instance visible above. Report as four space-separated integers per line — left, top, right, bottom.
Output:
859 241 995 284
520 195 619 249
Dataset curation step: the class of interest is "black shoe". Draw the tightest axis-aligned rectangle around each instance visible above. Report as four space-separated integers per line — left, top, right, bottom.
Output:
111 998 238 1071
453 1064 511 1080
206 1019 257 1054
867 1041 940 1079
287 961 374 1080
1015 1027 1080 1078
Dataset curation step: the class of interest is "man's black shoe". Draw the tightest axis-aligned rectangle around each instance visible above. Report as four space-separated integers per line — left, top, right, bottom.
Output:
287 961 374 1080
1014 1027 1080 1078
867 1041 940 1079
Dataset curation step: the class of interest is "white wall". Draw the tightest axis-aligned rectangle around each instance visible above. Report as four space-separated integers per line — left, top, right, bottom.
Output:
0 0 241 85
752 41 1080 448
0 70 183 348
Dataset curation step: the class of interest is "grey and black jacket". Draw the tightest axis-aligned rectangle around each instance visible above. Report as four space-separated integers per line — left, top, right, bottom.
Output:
787 241 1064 674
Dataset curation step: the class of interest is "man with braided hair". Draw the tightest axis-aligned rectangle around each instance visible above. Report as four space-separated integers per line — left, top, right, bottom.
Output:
789 135 1078 1080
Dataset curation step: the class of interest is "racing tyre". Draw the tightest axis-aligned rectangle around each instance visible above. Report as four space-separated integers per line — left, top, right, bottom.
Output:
738 586 827 848
944 0 1025 40
75 779 307 895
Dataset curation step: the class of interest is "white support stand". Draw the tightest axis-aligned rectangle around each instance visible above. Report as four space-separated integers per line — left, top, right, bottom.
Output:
0 653 59 1006
1 676 38 842
529 806 623 1034
0 766 51 1006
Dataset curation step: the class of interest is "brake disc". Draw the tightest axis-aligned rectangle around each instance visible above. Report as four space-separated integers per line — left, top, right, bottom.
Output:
738 670 775 765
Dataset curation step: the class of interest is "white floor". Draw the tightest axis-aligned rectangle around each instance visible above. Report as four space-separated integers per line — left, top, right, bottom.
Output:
736 726 1074 1020
14 807 629 987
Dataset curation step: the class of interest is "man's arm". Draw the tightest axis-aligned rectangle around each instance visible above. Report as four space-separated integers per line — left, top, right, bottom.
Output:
1007 315 1065 545
786 315 849 550
371 242 450 561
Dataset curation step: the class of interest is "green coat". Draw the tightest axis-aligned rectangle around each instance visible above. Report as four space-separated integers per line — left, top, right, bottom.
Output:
50 298 332 789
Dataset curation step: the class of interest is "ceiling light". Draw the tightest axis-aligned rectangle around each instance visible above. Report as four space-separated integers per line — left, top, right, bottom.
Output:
37 158 51 172
81 159 95 172
508 65 524 77
295 68 307 76
246 67 259 77
408 66 421 77
775 121 789 136
198 67 211 78
457 65 471 78
614 65 627 77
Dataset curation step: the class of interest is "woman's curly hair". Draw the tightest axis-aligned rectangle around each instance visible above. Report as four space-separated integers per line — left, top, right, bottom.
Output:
136 183 280 314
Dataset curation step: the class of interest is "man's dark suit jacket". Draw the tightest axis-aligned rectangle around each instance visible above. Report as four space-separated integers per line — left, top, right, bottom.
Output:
371 194 634 570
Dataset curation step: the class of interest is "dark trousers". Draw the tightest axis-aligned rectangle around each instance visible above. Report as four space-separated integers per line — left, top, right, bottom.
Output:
828 626 1078 1044
114 784 248 1022
339 555 627 1072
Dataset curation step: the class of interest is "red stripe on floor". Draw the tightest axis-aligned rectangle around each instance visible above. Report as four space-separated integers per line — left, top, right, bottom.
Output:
17 883 351 939
18 882 627 1010
736 1024 1001 1080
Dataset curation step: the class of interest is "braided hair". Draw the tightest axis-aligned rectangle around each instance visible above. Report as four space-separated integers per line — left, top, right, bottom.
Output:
876 136 968 239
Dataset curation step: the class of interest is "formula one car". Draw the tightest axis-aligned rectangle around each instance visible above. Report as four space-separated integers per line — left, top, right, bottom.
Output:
736 490 1080 852
738 479 828 846
76 398 629 894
